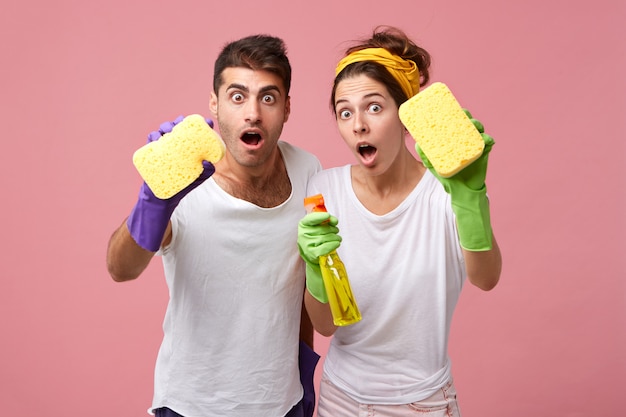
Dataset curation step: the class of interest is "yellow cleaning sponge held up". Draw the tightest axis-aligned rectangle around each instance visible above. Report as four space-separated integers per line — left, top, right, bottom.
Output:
399 82 484 178
132 114 225 199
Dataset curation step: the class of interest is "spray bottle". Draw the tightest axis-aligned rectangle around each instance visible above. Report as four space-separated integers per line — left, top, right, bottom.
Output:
304 194 361 326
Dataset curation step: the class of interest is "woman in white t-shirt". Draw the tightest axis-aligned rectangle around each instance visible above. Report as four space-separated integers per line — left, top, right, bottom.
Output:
297 26 502 416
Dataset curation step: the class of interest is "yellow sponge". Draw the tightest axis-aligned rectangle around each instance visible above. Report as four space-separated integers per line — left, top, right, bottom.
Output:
399 82 484 178
132 114 225 199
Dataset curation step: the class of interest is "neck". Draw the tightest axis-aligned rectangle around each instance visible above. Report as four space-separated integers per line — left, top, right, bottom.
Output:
229 149 283 184
352 146 425 214
362 147 423 195
213 148 291 208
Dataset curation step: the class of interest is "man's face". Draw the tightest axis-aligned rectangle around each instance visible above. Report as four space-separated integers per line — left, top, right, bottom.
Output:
210 67 290 169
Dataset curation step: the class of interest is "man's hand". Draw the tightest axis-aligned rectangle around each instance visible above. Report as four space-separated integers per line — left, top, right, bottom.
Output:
127 116 216 251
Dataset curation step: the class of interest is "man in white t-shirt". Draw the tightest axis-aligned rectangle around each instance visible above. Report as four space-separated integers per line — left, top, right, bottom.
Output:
106 34 321 417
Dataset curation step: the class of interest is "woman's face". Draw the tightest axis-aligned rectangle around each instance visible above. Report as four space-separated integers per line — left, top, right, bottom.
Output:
333 74 406 175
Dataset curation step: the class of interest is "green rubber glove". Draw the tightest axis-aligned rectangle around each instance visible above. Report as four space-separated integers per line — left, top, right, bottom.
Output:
416 109 495 251
298 212 342 303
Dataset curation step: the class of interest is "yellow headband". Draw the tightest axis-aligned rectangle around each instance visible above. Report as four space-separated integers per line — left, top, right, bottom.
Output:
335 47 420 98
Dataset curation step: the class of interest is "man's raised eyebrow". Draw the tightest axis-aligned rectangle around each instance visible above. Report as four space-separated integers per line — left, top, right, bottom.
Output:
259 84 283 96
226 83 249 92
225 83 283 96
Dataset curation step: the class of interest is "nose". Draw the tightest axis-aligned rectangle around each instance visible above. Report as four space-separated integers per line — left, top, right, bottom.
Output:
353 113 368 134
245 100 261 124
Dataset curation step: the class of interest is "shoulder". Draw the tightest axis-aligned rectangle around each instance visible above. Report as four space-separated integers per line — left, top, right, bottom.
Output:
279 141 320 166
313 165 348 179
309 165 350 190
417 170 454 216
279 141 322 184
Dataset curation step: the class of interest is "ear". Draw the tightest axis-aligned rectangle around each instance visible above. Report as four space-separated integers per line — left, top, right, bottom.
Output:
209 91 218 118
283 95 291 123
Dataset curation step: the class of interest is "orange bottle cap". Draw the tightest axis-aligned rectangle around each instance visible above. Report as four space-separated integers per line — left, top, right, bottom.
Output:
304 194 327 213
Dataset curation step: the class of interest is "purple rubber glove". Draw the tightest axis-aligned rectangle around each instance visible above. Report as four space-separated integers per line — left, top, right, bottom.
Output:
127 115 216 251
299 341 320 417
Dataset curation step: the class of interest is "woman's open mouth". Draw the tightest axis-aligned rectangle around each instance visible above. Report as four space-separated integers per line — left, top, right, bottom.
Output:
358 144 377 163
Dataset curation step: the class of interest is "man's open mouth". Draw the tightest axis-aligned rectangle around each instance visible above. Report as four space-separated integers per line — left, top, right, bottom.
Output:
241 132 262 146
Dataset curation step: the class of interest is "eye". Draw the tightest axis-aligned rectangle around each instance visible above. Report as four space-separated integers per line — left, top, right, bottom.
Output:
231 93 244 103
368 103 382 113
339 109 352 120
262 94 276 104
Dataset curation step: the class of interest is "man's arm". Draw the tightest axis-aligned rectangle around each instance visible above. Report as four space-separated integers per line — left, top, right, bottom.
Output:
106 115 217 283
106 221 171 282
299 297 314 348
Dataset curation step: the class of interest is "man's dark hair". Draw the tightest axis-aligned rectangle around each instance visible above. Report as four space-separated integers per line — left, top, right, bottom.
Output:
213 35 292 95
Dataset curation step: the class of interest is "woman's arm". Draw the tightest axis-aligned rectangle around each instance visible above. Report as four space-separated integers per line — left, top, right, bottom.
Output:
304 292 337 337
463 233 502 291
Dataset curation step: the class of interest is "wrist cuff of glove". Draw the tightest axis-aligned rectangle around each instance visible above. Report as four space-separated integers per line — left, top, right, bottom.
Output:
451 187 493 251
127 190 176 252
305 263 328 303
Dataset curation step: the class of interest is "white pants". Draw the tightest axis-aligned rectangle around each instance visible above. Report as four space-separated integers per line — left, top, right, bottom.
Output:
318 376 461 417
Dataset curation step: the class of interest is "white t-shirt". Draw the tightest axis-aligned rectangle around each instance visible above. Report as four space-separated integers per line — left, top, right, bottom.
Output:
152 142 321 417
307 165 466 404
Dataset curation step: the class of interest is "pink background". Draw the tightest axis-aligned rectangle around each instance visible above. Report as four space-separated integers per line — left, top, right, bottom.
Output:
1 0 624 415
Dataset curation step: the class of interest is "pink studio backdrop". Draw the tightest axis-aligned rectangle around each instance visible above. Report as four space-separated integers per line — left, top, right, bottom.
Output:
1 1 624 416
